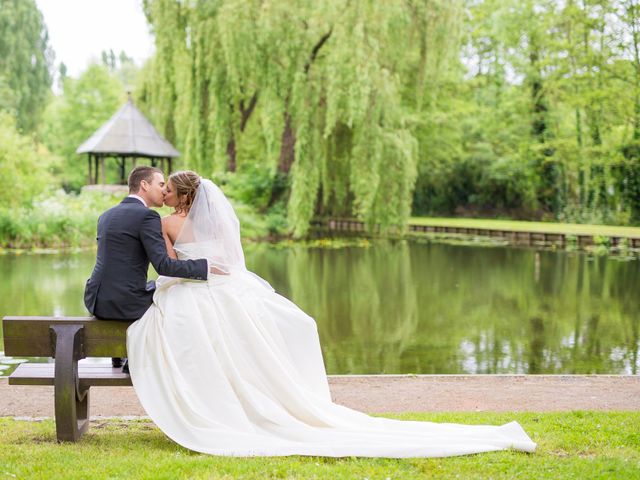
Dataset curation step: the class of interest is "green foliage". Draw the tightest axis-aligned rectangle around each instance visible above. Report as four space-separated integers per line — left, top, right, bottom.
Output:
265 202 289 236
0 186 280 249
412 0 640 225
0 0 52 132
138 0 461 237
0 189 121 249
8 0 640 232
41 64 125 191
101 49 139 89
0 113 49 208
214 165 281 211
210 169 289 236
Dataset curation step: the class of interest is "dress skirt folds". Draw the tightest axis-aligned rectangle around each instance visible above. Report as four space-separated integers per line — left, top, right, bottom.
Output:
127 246 536 457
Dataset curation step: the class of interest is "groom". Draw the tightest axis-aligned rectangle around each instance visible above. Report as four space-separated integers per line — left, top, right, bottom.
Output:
84 166 209 371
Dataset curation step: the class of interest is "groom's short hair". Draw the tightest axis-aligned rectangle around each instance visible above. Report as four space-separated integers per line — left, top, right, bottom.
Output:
128 166 163 193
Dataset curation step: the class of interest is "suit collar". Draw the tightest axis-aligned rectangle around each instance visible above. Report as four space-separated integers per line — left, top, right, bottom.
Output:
121 197 147 207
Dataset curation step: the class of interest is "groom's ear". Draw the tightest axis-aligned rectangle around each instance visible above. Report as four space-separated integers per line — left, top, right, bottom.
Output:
139 179 149 192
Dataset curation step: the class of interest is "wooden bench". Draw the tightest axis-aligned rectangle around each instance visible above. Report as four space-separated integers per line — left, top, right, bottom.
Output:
2 316 133 442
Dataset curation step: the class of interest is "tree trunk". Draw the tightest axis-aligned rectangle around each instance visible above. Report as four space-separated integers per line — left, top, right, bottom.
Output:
227 137 237 172
226 92 258 172
530 46 558 215
278 112 295 173
277 30 332 174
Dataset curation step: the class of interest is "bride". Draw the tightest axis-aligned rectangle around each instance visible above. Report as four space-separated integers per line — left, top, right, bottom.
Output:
126 171 536 457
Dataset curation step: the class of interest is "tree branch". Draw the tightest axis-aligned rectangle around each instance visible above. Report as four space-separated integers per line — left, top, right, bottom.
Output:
304 29 333 74
239 92 259 132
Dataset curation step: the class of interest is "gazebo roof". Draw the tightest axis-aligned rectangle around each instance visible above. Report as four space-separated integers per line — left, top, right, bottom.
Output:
76 96 180 158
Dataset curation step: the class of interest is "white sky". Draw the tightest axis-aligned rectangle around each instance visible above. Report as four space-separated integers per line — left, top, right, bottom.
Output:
35 0 154 78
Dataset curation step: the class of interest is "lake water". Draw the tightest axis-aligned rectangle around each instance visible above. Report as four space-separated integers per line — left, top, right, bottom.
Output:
0 239 638 375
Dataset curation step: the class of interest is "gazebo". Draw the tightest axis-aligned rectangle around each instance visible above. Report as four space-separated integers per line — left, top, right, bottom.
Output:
76 94 179 185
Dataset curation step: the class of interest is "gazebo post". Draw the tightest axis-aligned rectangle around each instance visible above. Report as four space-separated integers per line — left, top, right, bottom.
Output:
100 156 106 185
94 156 99 184
87 154 92 185
168 157 173 174
120 156 126 185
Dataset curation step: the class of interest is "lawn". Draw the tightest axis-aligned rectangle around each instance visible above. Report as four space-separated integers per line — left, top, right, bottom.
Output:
1 411 639 479
410 217 640 238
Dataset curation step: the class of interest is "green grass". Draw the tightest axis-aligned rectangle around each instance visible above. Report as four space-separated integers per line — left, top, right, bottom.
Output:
410 217 640 238
1 412 639 479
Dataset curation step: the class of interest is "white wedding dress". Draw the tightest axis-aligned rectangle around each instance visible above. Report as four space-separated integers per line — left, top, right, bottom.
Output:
126 180 536 457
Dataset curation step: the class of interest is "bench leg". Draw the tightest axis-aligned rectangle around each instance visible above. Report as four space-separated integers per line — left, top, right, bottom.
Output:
51 324 90 442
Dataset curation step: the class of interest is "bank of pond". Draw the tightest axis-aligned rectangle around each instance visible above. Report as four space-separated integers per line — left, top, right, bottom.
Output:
0 238 638 376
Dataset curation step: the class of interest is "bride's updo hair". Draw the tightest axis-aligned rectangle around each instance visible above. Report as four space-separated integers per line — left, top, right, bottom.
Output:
169 170 201 214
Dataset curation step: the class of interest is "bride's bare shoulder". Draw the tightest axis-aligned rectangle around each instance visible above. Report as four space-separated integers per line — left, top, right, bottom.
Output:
161 213 186 236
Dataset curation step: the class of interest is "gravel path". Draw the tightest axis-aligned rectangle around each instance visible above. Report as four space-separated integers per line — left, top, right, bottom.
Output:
1 374 639 418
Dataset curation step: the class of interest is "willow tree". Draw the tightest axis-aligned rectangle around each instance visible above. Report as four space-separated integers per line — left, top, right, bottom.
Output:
0 0 52 133
138 0 461 237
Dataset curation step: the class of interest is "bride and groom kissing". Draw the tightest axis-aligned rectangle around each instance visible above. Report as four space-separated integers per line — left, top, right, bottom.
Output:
82 165 536 457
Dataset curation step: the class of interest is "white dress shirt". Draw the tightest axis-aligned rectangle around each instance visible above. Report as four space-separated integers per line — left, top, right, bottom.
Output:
128 194 147 207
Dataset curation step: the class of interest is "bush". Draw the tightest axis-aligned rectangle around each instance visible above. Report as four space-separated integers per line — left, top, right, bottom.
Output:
212 166 288 212
0 113 49 208
0 189 122 249
0 181 288 249
265 202 289 236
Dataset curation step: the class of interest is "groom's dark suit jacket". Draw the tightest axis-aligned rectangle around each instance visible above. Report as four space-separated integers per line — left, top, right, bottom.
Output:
84 197 208 320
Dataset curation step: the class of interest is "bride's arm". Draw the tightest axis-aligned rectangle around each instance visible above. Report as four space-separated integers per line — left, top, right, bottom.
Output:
161 216 178 260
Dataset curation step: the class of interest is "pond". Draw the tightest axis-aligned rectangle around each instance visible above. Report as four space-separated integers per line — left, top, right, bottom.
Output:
0 239 638 375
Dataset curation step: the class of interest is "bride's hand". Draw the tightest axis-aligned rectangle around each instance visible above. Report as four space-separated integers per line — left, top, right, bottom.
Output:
210 266 230 275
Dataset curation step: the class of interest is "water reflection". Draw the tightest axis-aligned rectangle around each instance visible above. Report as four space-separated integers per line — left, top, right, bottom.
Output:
288 241 419 374
0 241 638 375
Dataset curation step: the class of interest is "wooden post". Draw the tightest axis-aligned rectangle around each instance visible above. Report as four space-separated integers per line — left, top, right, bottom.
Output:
168 157 173 174
94 156 99 184
100 157 105 185
120 157 126 185
87 155 92 185
50 324 90 442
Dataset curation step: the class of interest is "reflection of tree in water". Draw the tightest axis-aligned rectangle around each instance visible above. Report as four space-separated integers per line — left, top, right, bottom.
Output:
404 243 540 373
552 255 638 374
281 241 639 374
244 243 291 296
0 252 94 374
0 243 637 374
393 244 638 374
607 256 640 374
0 253 93 340
502 252 636 373
286 240 418 374
527 316 545 374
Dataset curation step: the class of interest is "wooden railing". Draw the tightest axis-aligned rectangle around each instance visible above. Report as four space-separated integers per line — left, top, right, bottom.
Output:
311 218 640 249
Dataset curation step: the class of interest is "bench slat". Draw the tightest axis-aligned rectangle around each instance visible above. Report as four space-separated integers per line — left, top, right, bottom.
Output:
3 316 134 357
13 364 119 370
9 363 132 387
